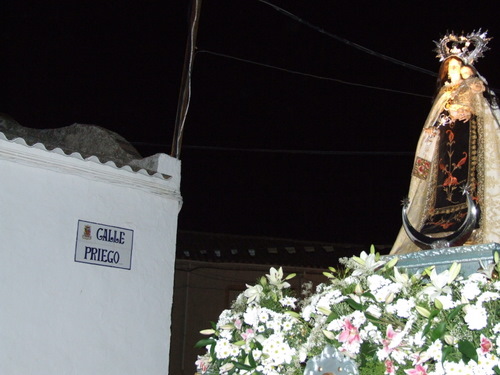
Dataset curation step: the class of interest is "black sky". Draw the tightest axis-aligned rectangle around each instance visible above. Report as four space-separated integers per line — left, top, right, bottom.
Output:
2 1 500 248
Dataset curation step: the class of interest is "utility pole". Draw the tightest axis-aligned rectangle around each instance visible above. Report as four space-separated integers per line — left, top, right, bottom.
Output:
171 0 202 158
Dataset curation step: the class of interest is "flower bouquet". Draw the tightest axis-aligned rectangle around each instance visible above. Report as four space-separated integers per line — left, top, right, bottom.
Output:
196 247 500 375
195 267 309 375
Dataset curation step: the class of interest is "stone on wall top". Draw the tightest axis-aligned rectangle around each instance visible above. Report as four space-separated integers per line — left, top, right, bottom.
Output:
0 113 177 178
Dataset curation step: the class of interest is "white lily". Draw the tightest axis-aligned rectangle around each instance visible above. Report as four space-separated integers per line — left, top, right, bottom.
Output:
266 267 291 289
421 268 452 300
352 250 385 276
478 259 497 280
392 267 409 285
392 267 420 294
244 284 263 303
448 262 461 283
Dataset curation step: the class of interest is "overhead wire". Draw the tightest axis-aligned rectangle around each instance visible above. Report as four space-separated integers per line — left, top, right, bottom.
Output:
132 141 414 156
255 1 500 94
256 0 437 77
172 0 443 155
182 145 413 156
196 49 432 99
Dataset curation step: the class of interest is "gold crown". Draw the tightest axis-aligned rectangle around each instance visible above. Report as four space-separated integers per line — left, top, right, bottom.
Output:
434 30 491 65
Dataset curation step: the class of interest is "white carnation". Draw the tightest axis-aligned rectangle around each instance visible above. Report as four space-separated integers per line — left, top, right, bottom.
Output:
243 306 259 327
468 273 488 284
326 318 344 332
477 291 500 304
393 297 415 318
463 304 488 330
351 310 366 327
367 275 391 292
461 281 482 301
302 305 313 321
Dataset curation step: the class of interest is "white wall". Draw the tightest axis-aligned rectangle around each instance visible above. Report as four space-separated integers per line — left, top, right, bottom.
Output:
0 137 181 375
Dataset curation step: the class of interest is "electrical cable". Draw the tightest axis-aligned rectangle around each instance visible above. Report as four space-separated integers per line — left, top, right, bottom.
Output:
256 0 437 77
254 1 500 94
182 145 414 156
197 49 432 99
131 142 414 156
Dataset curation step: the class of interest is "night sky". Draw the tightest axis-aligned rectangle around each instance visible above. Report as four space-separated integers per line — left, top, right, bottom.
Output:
2 1 500 248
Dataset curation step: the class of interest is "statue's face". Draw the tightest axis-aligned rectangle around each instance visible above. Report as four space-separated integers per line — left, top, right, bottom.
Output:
461 66 474 79
448 58 462 83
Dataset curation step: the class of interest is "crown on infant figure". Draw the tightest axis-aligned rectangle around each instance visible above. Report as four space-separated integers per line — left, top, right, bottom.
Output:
435 30 491 65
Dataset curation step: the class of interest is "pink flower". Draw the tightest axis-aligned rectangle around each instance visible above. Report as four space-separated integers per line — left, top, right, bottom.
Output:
241 328 254 341
338 319 360 345
195 357 209 373
380 324 406 362
385 359 396 374
234 319 242 330
382 325 397 354
480 335 493 353
404 364 427 375
410 352 424 366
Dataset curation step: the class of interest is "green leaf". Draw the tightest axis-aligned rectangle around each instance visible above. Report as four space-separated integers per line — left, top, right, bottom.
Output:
233 361 253 371
248 351 257 368
365 312 383 326
447 304 464 321
458 340 478 363
429 308 440 319
326 310 340 323
423 321 432 336
254 341 263 351
430 322 446 341
210 341 216 358
493 365 500 375
194 338 215 348
442 346 454 362
362 292 377 301
346 298 364 311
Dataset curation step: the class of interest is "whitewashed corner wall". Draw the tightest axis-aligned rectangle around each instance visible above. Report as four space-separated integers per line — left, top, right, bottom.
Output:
0 138 181 375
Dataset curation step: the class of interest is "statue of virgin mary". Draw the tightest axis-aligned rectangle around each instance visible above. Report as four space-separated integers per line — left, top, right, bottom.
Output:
391 31 500 254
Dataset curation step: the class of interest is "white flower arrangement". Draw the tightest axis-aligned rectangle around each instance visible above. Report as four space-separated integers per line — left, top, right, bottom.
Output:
195 267 308 375
196 248 500 375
